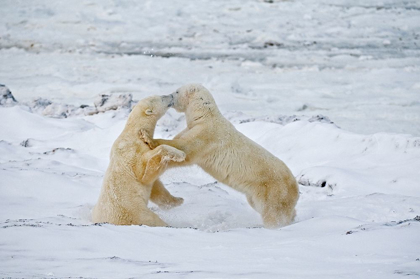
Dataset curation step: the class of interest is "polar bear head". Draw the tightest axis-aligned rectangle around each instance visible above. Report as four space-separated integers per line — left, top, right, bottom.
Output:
127 94 173 127
171 84 216 114
140 94 173 117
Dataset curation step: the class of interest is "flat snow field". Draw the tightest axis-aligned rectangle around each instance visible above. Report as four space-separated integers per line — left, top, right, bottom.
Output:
1 0 420 278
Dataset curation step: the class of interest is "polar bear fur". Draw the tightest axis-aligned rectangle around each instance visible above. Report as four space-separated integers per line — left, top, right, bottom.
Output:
142 84 299 228
92 95 185 226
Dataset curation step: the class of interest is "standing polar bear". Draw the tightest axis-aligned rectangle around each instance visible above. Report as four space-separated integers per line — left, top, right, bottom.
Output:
92 95 185 226
142 84 299 228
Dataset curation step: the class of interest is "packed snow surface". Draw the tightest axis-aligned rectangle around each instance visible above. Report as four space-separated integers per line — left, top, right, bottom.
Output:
1 0 420 278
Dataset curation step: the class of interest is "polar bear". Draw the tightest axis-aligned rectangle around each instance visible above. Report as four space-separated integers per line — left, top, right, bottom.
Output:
141 84 299 228
92 95 185 226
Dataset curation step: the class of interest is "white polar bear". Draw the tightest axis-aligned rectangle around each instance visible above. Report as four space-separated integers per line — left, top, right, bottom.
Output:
92 95 185 226
141 84 299 228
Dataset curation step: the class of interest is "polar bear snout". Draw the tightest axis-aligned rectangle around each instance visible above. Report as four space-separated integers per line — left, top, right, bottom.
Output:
169 90 186 112
161 94 174 107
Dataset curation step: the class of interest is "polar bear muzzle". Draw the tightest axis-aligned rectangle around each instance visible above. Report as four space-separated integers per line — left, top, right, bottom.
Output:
161 94 174 108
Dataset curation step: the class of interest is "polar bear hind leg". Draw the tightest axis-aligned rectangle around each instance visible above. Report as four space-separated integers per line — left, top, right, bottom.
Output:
110 196 168 227
137 207 168 227
247 184 297 228
150 179 184 210
261 203 296 229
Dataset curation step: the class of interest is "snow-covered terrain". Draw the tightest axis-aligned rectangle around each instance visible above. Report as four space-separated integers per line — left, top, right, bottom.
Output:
1 0 420 278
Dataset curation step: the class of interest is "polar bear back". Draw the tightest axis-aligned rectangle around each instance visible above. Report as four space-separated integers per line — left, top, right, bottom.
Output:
189 115 295 195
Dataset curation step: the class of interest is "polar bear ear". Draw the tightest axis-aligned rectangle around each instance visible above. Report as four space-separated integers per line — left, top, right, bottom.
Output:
189 87 197 94
145 109 154 115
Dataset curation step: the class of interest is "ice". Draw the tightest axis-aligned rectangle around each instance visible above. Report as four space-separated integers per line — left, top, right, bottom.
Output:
93 93 133 113
0 84 17 106
1 0 420 278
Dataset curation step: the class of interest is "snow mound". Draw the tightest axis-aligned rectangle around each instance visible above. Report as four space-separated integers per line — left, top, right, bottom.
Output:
93 93 133 113
0 104 419 278
17 93 135 118
226 111 337 126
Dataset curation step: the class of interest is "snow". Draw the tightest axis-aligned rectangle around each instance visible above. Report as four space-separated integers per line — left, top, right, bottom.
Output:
1 0 420 278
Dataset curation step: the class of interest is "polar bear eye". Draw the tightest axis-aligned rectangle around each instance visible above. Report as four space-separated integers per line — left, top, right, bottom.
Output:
176 91 179 94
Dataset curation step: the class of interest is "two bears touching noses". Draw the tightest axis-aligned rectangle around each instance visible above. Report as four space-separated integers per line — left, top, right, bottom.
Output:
92 84 299 229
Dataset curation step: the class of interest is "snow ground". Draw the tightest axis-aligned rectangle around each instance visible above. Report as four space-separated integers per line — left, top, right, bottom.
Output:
1 0 420 278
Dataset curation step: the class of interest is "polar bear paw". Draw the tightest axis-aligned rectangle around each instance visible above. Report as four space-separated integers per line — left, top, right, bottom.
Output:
160 145 186 162
160 196 184 210
139 129 156 149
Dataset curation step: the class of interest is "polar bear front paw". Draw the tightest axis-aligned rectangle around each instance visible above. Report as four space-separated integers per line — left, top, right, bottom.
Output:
160 196 184 210
161 145 186 162
168 150 186 162
139 129 156 149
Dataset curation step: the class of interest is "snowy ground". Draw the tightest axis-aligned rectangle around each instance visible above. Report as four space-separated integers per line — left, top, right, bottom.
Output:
1 0 420 278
